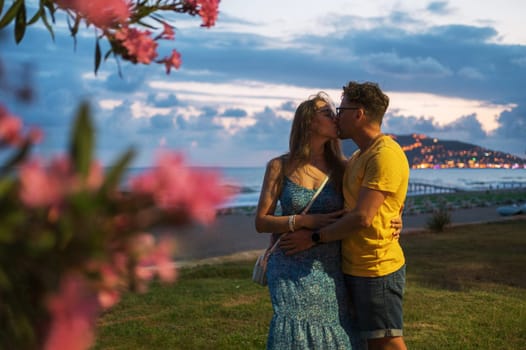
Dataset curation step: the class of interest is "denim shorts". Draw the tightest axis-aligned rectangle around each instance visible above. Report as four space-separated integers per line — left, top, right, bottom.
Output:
344 265 406 340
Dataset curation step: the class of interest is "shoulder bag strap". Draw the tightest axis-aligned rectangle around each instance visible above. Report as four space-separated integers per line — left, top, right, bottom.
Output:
267 174 330 255
300 174 330 215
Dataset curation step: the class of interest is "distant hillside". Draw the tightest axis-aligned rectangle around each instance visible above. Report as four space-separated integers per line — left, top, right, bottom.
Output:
341 134 526 169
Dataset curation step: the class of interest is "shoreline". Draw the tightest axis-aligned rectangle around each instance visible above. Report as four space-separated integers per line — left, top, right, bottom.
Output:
165 188 526 265
218 188 526 217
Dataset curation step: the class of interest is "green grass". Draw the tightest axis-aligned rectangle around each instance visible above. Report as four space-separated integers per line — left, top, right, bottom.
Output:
93 219 526 350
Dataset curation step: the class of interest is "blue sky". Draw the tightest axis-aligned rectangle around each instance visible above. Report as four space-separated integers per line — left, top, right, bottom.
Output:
1 0 525 167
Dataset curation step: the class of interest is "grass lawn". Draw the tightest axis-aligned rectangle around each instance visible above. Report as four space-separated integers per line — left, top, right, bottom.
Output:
93 219 526 350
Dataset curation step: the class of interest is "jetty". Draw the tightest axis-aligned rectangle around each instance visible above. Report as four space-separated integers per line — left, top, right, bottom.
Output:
408 182 462 195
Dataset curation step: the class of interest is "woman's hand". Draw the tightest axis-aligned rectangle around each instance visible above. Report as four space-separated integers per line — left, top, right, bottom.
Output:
391 216 403 240
280 229 314 255
296 209 346 230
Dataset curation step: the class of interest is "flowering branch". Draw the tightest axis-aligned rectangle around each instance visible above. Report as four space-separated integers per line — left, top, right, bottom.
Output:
1 1 226 349
0 0 220 74
0 103 229 349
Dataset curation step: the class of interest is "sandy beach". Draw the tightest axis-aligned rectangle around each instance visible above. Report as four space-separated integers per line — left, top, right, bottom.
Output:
165 196 525 265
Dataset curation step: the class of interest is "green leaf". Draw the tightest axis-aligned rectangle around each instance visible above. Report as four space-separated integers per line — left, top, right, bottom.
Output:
43 0 55 22
27 8 41 25
0 140 32 176
69 102 94 180
57 214 74 249
104 48 113 61
0 0 5 17
40 5 54 41
0 0 22 29
101 148 136 193
0 226 15 243
14 1 26 43
94 38 102 75
28 230 56 253
68 13 81 38
0 267 11 289
0 178 15 198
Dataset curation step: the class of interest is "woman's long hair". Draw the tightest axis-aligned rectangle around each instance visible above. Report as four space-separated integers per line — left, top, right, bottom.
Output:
284 92 346 191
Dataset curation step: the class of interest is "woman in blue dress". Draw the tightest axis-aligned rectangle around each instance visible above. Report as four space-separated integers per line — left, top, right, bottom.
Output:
255 92 361 349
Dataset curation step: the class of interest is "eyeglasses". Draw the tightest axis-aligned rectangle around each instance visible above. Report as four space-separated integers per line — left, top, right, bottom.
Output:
336 107 360 117
316 108 336 119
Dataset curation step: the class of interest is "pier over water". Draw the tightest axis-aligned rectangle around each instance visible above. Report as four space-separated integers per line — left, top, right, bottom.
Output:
408 182 461 195
408 180 526 196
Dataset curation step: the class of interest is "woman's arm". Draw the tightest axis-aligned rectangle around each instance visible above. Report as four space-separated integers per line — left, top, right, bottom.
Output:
254 157 290 234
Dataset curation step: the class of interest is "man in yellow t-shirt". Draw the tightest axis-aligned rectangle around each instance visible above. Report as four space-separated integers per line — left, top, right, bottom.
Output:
342 134 408 277
281 81 409 350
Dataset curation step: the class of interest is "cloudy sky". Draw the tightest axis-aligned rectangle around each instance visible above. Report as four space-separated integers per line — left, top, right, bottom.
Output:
1 0 525 167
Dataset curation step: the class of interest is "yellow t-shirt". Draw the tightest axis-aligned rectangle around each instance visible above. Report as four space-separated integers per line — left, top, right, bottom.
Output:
342 135 409 277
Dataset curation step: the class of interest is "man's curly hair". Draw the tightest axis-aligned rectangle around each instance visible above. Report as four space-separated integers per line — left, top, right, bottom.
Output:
342 81 389 124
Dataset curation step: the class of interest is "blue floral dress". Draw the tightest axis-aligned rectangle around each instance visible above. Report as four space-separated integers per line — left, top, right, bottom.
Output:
266 177 359 349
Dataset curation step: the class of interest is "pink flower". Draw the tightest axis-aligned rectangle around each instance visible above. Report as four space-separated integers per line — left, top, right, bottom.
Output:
150 236 177 282
19 159 63 208
98 289 121 309
160 22 175 40
97 264 122 308
28 127 44 144
185 170 228 224
48 156 104 192
44 274 100 350
161 49 182 74
132 234 176 284
56 0 130 29
86 161 104 190
112 252 129 274
180 0 218 27
198 0 219 27
130 233 156 291
19 156 104 208
128 151 228 224
129 171 158 194
49 156 74 181
131 233 156 257
0 105 23 145
115 27 158 64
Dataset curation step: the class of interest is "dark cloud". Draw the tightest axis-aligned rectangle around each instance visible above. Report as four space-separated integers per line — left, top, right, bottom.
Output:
199 106 219 119
280 101 296 112
233 107 290 152
388 11 420 25
3 5 526 163
428 25 498 43
175 115 188 130
174 19 525 109
221 108 247 117
383 114 439 134
364 52 453 78
147 93 180 108
426 2 453 15
150 114 175 130
105 71 147 93
384 113 487 147
494 105 526 139
442 114 487 140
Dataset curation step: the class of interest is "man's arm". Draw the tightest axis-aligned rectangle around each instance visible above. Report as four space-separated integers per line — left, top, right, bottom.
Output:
280 187 387 255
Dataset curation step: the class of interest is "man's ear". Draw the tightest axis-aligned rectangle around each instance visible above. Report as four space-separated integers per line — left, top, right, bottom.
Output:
356 108 365 121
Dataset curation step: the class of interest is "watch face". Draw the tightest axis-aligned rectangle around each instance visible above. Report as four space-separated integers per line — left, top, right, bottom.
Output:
312 232 320 243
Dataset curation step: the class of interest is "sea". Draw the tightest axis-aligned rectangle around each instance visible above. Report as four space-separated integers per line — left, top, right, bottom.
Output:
125 167 526 209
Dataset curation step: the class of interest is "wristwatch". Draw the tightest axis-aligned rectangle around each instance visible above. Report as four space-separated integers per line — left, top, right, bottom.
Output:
311 230 322 244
